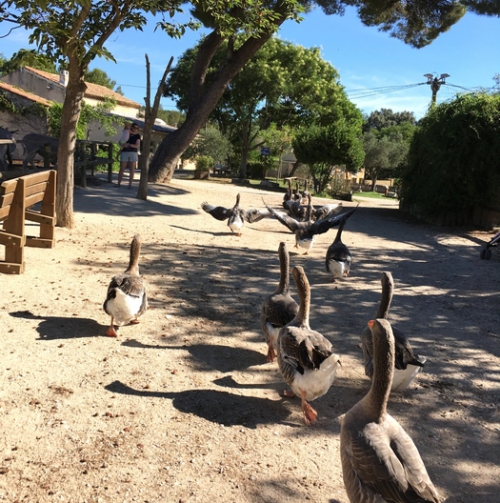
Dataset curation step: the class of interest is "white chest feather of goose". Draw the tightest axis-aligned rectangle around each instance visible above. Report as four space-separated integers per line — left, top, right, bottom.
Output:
341 319 442 503
361 272 426 392
277 266 340 425
260 242 299 362
103 234 147 338
201 193 270 236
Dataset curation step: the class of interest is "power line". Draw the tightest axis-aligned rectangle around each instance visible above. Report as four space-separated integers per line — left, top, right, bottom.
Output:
346 83 427 99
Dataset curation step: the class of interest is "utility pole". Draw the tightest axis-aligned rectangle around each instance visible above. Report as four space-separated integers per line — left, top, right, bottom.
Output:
424 73 450 105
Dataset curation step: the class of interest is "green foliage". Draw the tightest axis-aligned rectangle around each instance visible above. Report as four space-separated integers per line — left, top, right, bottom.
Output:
0 48 57 76
292 120 365 193
363 122 415 188
166 35 358 177
86 68 117 90
363 108 417 133
400 92 500 218
183 127 233 164
47 98 118 139
195 155 214 172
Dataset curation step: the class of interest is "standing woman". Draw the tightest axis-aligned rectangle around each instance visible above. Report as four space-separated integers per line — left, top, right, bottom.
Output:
117 123 141 188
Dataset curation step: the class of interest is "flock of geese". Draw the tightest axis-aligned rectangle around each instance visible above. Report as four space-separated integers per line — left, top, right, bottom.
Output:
100 181 442 503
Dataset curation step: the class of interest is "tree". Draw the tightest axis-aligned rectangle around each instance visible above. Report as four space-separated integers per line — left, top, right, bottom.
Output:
363 121 415 190
2 0 196 228
182 127 233 166
167 37 352 179
148 0 500 184
400 92 500 222
363 108 417 133
137 54 174 201
292 119 365 194
86 68 117 90
0 48 57 75
148 1 303 183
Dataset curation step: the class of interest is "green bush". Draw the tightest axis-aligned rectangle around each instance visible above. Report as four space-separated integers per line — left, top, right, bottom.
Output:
195 155 214 172
400 93 500 219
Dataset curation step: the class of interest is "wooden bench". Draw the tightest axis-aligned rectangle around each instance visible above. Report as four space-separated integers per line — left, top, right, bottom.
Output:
0 170 56 274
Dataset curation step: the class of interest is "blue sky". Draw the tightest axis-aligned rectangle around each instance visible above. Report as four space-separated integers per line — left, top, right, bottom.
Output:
1 5 499 120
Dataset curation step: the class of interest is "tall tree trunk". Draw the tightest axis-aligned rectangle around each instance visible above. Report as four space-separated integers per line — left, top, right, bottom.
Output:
56 59 86 228
137 55 174 200
149 14 288 184
238 121 251 179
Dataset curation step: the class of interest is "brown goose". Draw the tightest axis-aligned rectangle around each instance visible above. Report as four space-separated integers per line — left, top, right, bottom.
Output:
260 242 299 362
202 193 270 236
341 318 442 503
103 234 147 338
277 266 340 425
361 272 426 391
325 215 351 281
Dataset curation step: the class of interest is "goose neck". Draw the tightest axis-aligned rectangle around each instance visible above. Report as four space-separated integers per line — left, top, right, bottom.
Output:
125 235 141 275
376 273 394 319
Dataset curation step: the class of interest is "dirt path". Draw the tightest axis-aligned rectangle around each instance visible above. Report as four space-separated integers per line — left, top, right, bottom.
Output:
0 175 499 503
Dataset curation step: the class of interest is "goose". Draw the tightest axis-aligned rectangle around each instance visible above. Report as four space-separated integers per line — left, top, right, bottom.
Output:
361 272 426 392
283 179 303 218
260 242 299 362
277 266 341 425
283 178 293 204
325 216 351 281
292 179 302 202
103 234 147 338
201 193 270 236
264 199 357 255
341 318 442 503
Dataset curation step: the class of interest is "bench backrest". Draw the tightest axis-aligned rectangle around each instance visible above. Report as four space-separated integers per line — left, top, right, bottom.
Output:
0 177 18 221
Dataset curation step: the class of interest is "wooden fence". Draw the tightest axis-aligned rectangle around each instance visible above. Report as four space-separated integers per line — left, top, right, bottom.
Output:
37 140 115 188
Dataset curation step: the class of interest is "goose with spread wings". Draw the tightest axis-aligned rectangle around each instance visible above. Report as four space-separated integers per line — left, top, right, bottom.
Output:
264 199 358 254
201 193 271 236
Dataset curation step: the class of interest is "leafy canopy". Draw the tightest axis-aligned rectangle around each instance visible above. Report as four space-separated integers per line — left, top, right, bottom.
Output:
400 92 500 217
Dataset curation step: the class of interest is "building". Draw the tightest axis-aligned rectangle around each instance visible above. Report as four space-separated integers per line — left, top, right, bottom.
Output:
0 66 176 159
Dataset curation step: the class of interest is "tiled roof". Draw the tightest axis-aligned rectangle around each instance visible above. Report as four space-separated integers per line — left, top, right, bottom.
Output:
0 80 52 107
25 67 141 109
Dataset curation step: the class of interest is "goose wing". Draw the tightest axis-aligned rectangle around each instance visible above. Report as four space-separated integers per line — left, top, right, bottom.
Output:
243 207 272 223
394 328 426 370
313 203 343 221
310 206 358 236
280 327 333 374
344 417 441 503
264 202 300 232
201 202 232 221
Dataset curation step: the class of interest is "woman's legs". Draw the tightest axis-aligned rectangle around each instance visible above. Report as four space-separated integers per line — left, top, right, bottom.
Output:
117 160 128 187
128 161 137 188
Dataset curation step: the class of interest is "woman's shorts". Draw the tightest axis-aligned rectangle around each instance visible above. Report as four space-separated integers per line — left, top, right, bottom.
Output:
120 151 138 163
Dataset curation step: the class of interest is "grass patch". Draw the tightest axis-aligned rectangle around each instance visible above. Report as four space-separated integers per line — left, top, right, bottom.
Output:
352 191 386 199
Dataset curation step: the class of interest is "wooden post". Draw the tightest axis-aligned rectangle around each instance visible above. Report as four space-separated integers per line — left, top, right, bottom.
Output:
90 144 97 177
43 143 50 170
107 142 113 183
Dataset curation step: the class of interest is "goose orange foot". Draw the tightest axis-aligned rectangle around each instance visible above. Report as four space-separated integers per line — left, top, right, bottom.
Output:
301 390 317 425
105 326 118 337
130 318 140 325
266 345 277 362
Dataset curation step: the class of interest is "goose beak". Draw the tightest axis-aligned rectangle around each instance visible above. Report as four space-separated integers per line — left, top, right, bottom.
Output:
367 319 375 328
